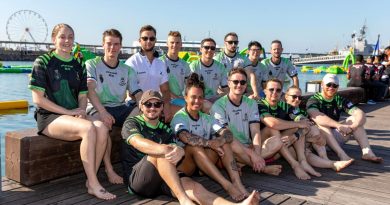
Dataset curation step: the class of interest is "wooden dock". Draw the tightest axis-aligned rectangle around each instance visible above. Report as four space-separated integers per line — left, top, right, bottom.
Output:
1 101 389 205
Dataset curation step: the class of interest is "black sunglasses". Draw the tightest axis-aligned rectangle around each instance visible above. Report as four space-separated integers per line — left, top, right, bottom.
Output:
143 101 163 108
202 45 216 51
226 41 239 45
229 80 247 85
268 88 282 93
289 95 303 100
325 83 339 88
140 36 156 42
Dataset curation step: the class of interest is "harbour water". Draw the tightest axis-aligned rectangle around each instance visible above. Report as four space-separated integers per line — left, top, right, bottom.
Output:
0 61 347 176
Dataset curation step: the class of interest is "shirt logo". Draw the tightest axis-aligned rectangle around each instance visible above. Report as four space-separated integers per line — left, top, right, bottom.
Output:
119 77 126 86
54 70 61 80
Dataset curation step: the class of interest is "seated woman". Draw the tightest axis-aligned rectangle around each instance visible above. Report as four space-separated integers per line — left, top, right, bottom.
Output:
29 23 115 200
284 86 354 172
171 73 248 201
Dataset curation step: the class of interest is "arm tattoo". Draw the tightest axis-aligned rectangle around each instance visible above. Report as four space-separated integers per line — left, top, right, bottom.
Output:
231 159 239 172
220 128 234 143
179 131 209 147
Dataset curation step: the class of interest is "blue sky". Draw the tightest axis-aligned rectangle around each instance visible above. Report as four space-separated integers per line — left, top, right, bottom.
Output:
1 0 389 53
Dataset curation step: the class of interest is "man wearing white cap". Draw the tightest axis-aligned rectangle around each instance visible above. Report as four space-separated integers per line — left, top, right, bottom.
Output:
306 74 383 163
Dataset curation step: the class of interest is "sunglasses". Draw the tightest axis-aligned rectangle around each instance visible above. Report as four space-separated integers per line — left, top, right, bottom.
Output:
202 45 216 51
229 80 247 85
140 36 156 42
325 83 339 88
226 41 239 45
289 95 303 100
268 88 282 93
143 101 163 108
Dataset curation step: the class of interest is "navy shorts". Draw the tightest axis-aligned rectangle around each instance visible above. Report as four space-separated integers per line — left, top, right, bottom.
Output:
88 102 137 127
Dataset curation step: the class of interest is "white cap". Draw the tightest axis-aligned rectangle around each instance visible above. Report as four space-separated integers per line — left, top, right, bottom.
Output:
322 74 339 85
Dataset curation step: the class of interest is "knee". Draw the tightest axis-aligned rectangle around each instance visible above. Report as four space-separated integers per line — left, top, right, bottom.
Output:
79 121 97 139
269 136 283 151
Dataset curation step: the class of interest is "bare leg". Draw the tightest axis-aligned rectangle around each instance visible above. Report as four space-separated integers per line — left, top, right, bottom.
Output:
292 136 321 177
318 125 352 161
43 115 115 200
279 144 310 180
189 146 244 201
231 138 282 176
103 135 123 184
148 156 194 205
306 149 353 172
344 117 383 163
89 115 123 184
180 177 260 205
312 144 329 160
219 143 249 197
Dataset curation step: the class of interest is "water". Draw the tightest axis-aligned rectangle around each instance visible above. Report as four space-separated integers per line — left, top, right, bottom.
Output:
0 61 346 176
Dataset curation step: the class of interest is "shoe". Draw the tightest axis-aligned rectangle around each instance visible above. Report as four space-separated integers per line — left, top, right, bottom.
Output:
367 100 376 105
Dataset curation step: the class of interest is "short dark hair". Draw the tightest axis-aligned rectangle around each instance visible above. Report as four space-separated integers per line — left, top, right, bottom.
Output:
102 29 122 44
139 25 156 36
265 78 283 88
200 38 216 46
168 31 181 39
228 67 247 80
248 41 262 50
356 54 363 62
224 32 238 40
271 39 283 47
384 46 390 51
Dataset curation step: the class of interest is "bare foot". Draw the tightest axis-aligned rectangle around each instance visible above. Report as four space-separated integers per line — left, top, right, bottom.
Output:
300 160 321 177
362 154 383 163
332 159 354 172
262 165 282 176
226 183 245 201
292 165 310 180
86 181 116 200
238 190 260 205
106 169 124 184
234 182 250 198
338 153 353 161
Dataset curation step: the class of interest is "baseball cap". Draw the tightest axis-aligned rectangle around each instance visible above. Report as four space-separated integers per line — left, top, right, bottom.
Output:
140 90 163 105
322 74 339 85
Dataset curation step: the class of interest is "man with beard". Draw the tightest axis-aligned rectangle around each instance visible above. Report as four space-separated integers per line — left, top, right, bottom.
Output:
307 74 383 163
125 25 173 122
214 32 247 74
121 90 260 205
261 40 299 88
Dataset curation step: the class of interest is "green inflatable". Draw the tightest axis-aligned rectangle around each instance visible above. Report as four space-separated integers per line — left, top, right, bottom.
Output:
72 43 96 63
342 52 356 70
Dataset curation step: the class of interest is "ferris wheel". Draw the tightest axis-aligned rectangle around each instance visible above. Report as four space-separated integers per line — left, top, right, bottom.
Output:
6 10 48 43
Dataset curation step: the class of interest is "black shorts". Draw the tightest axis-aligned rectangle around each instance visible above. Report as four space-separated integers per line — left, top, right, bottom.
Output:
34 109 62 135
128 156 172 198
88 102 137 127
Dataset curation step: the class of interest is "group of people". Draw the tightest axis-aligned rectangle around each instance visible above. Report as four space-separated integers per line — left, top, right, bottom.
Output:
28 23 384 204
347 50 390 104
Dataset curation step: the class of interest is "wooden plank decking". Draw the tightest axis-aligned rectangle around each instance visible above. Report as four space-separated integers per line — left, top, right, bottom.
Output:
1 101 389 205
